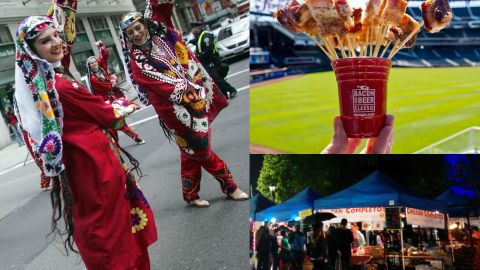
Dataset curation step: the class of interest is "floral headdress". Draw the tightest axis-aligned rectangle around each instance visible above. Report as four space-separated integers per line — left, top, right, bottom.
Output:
118 12 151 106
85 56 97 93
15 16 64 177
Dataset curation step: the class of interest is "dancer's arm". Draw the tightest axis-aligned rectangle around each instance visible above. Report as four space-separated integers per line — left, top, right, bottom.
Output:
47 0 78 68
145 0 174 28
58 81 137 129
96 41 110 72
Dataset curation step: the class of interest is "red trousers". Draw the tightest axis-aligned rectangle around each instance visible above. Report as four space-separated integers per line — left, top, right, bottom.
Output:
180 151 237 202
120 124 140 141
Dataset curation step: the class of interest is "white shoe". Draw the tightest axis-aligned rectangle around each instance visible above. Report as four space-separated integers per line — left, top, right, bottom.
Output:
188 199 210 208
227 188 249 201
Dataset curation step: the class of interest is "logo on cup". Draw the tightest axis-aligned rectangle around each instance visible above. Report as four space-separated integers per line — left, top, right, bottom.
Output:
353 86 375 116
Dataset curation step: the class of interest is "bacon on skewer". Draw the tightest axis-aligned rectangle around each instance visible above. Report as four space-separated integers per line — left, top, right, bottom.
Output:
387 14 420 48
273 0 320 35
421 0 452 33
381 0 409 25
305 0 348 36
334 0 355 29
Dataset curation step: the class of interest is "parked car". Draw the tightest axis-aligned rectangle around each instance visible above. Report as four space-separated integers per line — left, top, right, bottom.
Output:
216 17 249 61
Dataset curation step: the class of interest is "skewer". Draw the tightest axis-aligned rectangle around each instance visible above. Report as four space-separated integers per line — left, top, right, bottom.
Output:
336 34 348 58
380 40 392 58
321 36 339 60
346 35 357 57
365 26 373 56
309 35 333 60
373 24 387 57
388 21 424 59
387 40 402 59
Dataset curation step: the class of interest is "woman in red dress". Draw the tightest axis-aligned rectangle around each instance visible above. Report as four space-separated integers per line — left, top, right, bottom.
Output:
118 0 248 207
86 41 146 145
14 1 157 269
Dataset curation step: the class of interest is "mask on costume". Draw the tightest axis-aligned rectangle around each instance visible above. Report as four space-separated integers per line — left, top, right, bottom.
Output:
15 16 65 177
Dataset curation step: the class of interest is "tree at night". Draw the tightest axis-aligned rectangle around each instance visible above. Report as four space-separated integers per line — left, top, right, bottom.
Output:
257 155 448 203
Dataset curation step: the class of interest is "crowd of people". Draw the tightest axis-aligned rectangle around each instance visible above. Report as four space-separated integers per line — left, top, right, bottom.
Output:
254 218 387 270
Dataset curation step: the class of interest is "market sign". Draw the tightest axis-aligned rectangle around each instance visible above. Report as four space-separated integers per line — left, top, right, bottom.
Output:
299 208 313 219
318 207 386 224
406 207 445 229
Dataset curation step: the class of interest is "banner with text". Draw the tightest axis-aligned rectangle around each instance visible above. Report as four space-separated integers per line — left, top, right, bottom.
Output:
406 207 445 229
318 207 386 225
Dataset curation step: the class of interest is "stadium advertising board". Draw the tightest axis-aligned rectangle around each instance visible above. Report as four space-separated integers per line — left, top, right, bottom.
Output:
318 207 386 224
406 207 445 229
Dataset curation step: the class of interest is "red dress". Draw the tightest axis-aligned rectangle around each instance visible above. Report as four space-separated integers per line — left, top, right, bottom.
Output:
56 71 157 269
89 45 141 142
129 0 237 202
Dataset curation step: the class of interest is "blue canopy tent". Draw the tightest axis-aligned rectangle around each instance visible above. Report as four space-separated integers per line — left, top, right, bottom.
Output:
255 187 322 221
314 170 446 212
250 193 275 220
436 190 480 217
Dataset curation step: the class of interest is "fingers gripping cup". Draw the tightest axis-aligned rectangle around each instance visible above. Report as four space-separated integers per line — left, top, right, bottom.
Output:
331 58 393 138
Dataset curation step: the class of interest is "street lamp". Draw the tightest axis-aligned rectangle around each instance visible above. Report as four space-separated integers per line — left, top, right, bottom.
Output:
268 184 276 203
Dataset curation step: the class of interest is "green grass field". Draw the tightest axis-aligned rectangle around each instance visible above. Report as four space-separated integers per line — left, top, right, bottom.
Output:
250 66 480 153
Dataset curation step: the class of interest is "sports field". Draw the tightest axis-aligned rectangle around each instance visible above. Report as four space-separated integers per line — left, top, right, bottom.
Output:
250 67 480 153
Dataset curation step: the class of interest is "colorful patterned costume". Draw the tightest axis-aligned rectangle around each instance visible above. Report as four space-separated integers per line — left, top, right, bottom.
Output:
120 0 238 202
14 1 157 269
86 44 143 143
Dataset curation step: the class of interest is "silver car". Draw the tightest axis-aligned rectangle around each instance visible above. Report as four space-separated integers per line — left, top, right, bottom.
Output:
217 17 249 61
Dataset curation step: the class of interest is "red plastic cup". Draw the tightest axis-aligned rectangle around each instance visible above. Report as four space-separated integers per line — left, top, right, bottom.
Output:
331 57 393 138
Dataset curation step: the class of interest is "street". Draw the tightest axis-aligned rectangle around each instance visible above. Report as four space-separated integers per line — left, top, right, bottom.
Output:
0 57 249 270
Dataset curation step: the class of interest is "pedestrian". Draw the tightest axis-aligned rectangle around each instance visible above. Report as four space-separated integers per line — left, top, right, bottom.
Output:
85 40 146 145
351 223 366 253
310 223 327 270
289 224 306 270
256 225 271 270
271 228 280 270
326 226 338 270
336 219 354 270
279 230 291 270
14 1 157 269
190 24 238 99
6 107 25 146
118 0 248 207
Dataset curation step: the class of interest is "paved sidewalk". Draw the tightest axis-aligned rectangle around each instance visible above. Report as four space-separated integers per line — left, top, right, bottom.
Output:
0 143 31 175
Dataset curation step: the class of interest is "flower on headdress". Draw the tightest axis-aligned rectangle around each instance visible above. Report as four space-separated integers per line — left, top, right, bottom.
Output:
39 92 55 119
38 133 62 156
47 80 54 89
131 207 148 233
18 32 25 42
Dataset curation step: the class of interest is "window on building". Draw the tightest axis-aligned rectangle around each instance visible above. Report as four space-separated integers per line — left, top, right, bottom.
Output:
75 20 90 43
111 15 122 30
72 49 94 78
0 26 15 61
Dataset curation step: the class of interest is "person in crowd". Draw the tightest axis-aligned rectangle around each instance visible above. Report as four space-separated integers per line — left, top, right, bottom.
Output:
351 223 366 253
337 219 354 270
6 107 25 146
326 226 338 270
289 224 306 270
310 223 327 270
118 0 248 207
271 228 280 270
280 230 291 270
14 1 157 268
322 115 394 154
85 41 146 145
190 24 237 99
256 225 271 270
374 230 384 248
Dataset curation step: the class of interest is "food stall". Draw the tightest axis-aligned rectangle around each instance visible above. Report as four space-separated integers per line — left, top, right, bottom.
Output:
313 171 448 270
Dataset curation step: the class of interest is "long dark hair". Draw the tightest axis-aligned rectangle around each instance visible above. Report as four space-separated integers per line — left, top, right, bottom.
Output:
48 171 77 254
47 144 143 254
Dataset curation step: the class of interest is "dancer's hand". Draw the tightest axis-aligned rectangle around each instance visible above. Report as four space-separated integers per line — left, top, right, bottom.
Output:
321 115 394 154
